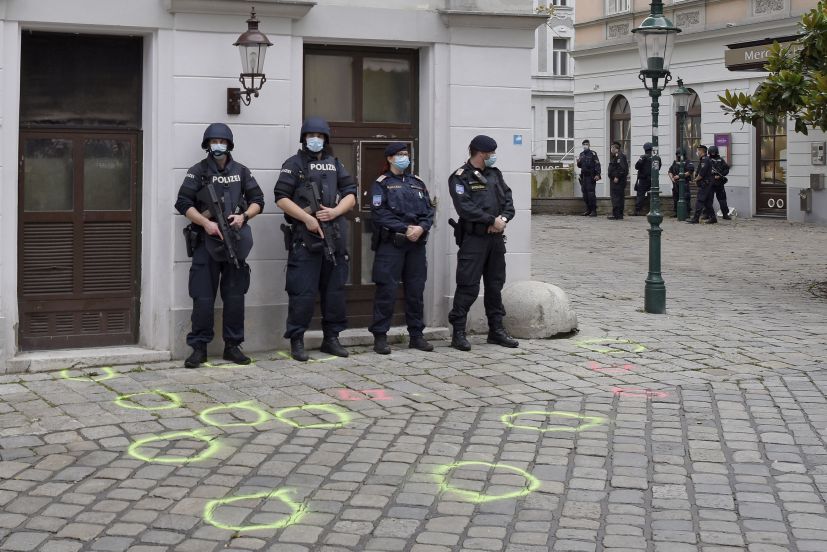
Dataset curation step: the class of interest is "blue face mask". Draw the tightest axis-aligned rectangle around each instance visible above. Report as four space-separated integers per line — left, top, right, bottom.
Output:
484 155 497 168
306 137 324 153
393 156 410 171
210 143 228 158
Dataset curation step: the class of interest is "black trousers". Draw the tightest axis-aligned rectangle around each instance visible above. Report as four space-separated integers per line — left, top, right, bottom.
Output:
712 181 729 215
448 233 506 330
369 240 427 336
610 182 626 218
692 183 715 221
635 183 651 213
580 176 597 213
187 243 250 348
672 180 692 215
283 243 349 339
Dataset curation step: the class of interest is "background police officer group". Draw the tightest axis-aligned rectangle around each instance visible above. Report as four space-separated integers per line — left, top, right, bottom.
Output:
576 139 601 217
448 135 519 352
633 142 653 215
607 141 628 220
369 142 435 355
668 148 694 218
175 123 264 368
274 117 357 361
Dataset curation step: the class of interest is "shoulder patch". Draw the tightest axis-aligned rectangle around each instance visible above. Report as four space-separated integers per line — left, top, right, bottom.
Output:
455 182 465 195
454 168 465 177
372 194 383 207
376 174 387 182
413 174 424 182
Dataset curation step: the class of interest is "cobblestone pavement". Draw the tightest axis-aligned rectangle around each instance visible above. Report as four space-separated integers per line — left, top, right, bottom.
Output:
1 214 826 552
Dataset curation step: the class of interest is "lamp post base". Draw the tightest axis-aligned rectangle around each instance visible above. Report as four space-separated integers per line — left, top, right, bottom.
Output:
644 279 666 313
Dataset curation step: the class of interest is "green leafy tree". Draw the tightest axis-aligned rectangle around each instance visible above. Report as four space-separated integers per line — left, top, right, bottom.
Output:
719 1 827 134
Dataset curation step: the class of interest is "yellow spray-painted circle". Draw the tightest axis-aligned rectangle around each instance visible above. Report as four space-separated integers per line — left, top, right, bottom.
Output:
500 410 606 433
115 390 183 411
435 461 541 503
274 403 352 429
202 360 256 369
127 430 221 464
60 366 117 382
203 488 306 532
199 401 270 428
274 351 338 364
576 337 646 354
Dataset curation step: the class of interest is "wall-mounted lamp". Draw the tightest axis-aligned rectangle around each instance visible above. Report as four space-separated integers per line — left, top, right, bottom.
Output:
227 7 273 114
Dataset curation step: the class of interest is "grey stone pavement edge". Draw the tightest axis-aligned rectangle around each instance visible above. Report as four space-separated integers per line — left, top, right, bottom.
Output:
1 214 826 552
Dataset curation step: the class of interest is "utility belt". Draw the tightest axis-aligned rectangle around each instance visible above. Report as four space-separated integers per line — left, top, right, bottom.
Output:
448 218 496 246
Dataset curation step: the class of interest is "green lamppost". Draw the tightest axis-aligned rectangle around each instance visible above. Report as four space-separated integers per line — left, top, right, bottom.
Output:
672 79 692 221
632 0 681 314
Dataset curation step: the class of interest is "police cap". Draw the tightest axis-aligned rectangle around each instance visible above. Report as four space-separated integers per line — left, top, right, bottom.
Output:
582 139 590 146
300 117 331 140
643 142 653 151
696 144 707 151
201 123 234 151
708 145 719 155
470 135 497 153
384 142 408 157
611 141 622 148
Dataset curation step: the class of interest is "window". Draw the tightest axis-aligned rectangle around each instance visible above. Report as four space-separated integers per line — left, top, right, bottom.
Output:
549 0 568 6
609 95 631 185
676 90 701 167
552 39 569 76
547 109 574 156
606 0 630 15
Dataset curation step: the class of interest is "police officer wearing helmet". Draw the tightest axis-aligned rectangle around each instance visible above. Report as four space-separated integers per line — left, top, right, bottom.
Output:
708 145 731 219
274 117 356 361
448 135 518 351
369 142 435 355
668 148 694 218
633 142 653 215
576 139 601 216
688 144 716 223
175 123 264 368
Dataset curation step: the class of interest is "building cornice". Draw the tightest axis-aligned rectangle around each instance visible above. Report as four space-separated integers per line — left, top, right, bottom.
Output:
164 0 315 19
574 0 726 28
438 10 549 30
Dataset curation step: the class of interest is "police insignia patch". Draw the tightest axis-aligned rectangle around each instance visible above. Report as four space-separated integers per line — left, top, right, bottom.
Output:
455 183 465 195
372 194 382 207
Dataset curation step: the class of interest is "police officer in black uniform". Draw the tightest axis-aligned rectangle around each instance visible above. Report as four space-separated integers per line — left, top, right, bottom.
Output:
607 141 628 220
369 142 435 355
576 139 601 216
274 117 357 361
668 148 694 217
688 144 716 224
708 145 731 219
448 135 518 351
633 142 653 215
175 123 264 368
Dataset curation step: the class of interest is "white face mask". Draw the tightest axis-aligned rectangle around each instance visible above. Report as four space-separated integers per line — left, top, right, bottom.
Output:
306 137 324 153
583 146 590 151
210 143 228 157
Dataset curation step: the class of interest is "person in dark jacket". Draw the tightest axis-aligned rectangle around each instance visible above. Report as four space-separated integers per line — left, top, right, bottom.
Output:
668 148 694 218
448 135 518 352
576 139 601 217
687 144 716 224
708 145 731 219
607 141 628 220
369 142 436 355
633 142 653 215
174 123 264 368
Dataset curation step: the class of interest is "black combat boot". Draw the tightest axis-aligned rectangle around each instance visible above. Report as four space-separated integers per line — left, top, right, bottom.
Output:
487 328 519 348
290 336 308 362
582 210 591 216
223 343 251 365
451 327 471 351
409 335 434 352
184 345 207 368
320 335 349 358
373 334 391 355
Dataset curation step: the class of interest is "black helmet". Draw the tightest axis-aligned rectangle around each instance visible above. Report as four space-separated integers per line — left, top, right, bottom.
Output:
708 145 719 156
300 117 331 141
201 123 234 151
675 147 685 157
643 142 653 152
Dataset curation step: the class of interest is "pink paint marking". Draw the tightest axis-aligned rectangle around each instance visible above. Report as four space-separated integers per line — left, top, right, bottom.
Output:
364 389 394 401
336 388 395 402
337 389 368 401
588 361 635 374
611 386 670 399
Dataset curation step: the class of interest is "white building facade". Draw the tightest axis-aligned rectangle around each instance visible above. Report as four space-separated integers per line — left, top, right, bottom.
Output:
0 0 545 372
572 0 827 222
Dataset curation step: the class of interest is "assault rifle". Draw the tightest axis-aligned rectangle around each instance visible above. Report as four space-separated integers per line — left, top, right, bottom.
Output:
296 179 338 266
197 182 241 268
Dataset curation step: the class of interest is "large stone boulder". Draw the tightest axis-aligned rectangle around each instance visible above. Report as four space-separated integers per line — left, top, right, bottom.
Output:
500 281 577 339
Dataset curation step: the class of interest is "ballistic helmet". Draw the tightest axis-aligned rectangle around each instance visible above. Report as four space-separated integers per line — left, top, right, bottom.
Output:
201 123 234 151
300 117 331 141
708 145 719 156
643 142 653 152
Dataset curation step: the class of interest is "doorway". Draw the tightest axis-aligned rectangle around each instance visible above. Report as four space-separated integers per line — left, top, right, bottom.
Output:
17 32 142 350
756 119 787 216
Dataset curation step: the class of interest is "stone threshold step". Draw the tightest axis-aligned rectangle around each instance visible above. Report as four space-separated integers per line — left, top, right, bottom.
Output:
7 346 171 375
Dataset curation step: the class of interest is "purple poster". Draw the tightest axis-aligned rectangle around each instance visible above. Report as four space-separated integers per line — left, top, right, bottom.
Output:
714 133 731 165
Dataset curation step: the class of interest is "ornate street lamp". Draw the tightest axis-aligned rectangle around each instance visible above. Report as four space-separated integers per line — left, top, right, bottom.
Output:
632 0 681 314
671 79 692 221
227 7 273 114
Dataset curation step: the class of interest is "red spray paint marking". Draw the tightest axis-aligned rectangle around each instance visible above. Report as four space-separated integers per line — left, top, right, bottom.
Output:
588 361 635 374
336 389 394 402
611 386 671 399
